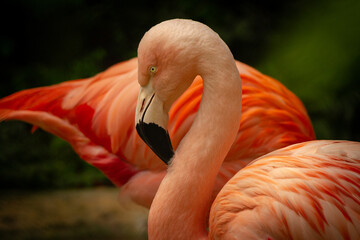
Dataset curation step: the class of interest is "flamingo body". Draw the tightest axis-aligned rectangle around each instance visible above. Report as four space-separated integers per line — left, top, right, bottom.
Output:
210 140 360 239
1 37 314 207
131 19 360 239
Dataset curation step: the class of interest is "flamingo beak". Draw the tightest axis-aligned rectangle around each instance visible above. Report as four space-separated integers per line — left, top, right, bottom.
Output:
135 82 174 165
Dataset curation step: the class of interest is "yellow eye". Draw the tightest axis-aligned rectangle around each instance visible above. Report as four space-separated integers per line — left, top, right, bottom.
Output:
149 66 157 74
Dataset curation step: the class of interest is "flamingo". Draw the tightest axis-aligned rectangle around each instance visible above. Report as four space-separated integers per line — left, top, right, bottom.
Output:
134 19 360 239
0 22 314 208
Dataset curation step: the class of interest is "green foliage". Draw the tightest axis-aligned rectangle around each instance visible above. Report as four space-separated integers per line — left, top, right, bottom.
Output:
0 122 110 189
258 0 360 140
0 0 359 189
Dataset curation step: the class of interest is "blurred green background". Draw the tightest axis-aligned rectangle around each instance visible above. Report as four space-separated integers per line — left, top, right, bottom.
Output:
0 0 359 190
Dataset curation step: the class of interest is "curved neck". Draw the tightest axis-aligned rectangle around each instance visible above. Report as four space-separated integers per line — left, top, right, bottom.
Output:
148 47 242 239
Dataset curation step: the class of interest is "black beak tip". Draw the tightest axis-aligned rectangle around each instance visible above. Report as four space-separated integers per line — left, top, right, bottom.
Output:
136 121 174 165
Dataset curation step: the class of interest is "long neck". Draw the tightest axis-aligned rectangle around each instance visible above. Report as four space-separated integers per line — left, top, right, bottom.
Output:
148 45 242 239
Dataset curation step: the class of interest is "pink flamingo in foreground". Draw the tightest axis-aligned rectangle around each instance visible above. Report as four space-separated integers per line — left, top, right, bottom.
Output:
134 19 360 239
0 25 315 207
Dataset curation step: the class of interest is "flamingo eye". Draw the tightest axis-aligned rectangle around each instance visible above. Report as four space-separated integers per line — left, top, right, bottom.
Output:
149 66 157 74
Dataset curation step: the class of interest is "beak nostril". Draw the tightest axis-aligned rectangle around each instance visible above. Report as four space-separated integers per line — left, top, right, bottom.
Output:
140 99 145 112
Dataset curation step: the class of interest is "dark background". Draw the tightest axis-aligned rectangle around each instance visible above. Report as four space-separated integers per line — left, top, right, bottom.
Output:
1 0 359 189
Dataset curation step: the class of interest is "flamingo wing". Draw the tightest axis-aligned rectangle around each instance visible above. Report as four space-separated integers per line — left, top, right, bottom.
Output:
0 58 315 207
210 140 360 240
0 58 146 186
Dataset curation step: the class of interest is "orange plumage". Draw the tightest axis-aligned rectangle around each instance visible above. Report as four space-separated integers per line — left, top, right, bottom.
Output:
0 57 314 207
210 140 360 239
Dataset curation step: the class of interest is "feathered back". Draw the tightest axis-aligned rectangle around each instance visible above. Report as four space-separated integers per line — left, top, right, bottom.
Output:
0 58 315 188
210 140 360 239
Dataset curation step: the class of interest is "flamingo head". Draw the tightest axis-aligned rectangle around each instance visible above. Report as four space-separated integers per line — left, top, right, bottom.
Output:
135 19 216 164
